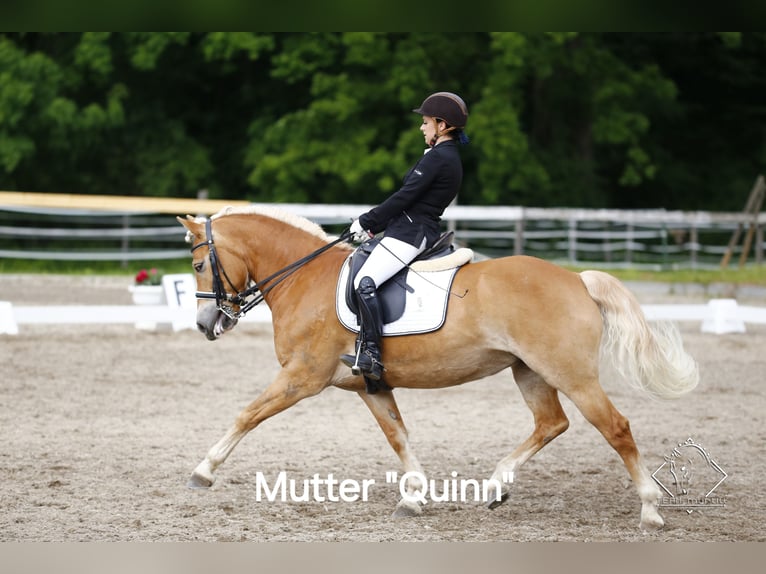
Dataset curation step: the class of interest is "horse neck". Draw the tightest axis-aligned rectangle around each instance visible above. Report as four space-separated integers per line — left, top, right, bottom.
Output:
220 213 338 307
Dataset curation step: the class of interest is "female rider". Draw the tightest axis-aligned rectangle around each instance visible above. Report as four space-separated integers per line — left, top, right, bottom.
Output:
341 91 469 387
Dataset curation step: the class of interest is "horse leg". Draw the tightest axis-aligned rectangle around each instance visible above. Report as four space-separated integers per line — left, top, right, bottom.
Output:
563 382 664 530
487 363 570 509
188 369 325 489
357 390 426 518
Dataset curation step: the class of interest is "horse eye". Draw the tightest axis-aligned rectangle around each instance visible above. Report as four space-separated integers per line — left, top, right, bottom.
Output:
193 261 204 272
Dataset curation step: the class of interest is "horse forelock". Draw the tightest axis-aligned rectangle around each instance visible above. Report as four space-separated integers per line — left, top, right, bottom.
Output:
209 205 334 243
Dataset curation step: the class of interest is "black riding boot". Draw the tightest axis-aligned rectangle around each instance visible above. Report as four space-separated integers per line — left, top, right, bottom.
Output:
340 276 385 383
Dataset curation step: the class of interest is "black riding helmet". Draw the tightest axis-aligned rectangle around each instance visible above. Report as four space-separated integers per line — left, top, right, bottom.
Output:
412 92 468 128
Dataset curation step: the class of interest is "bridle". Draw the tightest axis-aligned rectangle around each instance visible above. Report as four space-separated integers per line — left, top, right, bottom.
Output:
190 218 351 321
191 219 351 320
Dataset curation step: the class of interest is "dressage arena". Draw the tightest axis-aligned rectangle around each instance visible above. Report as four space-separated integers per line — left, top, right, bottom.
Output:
1 273 764 542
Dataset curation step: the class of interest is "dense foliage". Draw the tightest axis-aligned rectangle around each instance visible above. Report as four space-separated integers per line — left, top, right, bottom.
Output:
1 32 764 210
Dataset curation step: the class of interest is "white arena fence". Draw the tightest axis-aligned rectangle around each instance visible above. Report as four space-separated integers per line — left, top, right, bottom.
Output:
0 193 765 269
3 294 766 336
1 192 765 336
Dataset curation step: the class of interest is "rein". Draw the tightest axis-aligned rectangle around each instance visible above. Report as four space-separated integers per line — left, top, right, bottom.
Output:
190 218 351 320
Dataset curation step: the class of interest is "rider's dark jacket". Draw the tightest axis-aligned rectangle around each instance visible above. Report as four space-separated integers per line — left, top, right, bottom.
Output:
358 140 462 248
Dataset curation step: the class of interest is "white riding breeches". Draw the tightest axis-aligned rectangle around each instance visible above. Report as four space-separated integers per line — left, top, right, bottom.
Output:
354 236 427 290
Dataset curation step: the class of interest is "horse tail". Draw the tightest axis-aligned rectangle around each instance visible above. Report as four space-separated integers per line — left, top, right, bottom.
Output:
579 270 699 400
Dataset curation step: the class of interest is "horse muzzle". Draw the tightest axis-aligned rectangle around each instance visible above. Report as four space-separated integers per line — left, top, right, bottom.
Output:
196 302 238 340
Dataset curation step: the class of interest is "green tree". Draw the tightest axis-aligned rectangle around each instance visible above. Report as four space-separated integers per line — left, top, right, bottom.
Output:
0 34 126 187
244 32 487 203
1 33 765 211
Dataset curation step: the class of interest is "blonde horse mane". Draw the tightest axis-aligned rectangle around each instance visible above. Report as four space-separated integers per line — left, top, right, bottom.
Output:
182 204 350 248
212 205 330 241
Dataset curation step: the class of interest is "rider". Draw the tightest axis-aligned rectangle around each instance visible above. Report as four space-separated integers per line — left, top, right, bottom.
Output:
340 91 469 385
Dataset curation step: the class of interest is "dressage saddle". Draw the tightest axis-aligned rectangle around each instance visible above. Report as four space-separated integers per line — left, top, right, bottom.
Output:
344 231 455 325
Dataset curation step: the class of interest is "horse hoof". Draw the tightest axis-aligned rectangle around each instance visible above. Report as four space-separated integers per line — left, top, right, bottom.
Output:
486 490 510 510
392 501 422 518
640 514 665 531
187 472 213 489
638 503 665 530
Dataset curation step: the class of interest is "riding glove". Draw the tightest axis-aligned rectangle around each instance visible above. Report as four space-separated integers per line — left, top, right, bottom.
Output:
350 219 371 243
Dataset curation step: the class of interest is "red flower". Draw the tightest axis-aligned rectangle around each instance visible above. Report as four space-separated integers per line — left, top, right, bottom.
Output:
134 268 162 285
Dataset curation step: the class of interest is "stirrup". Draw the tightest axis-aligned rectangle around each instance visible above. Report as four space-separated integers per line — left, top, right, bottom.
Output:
339 348 384 381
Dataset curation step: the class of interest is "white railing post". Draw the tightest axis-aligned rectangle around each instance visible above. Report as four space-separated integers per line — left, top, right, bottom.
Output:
568 218 577 264
121 214 130 269
514 214 524 255
690 224 698 269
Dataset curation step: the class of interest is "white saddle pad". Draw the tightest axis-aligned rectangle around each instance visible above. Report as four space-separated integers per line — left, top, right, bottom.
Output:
335 253 470 336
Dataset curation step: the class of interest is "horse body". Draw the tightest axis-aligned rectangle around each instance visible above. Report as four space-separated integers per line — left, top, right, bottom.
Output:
340 256 596 390
178 207 699 530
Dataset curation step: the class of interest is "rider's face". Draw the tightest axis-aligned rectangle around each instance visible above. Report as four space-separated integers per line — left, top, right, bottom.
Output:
420 115 439 145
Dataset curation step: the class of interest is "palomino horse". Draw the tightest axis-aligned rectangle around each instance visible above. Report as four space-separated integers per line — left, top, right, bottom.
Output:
177 205 699 530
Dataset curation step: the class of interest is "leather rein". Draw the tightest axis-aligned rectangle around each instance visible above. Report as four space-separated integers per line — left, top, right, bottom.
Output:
190 218 351 321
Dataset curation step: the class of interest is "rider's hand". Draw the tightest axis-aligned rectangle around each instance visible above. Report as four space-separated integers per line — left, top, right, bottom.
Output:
350 219 371 243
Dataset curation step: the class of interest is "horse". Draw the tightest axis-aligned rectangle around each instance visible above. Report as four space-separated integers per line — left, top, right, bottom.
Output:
177 205 699 530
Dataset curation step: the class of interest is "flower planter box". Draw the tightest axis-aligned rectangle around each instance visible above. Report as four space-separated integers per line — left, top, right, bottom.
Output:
128 284 166 306
128 284 167 330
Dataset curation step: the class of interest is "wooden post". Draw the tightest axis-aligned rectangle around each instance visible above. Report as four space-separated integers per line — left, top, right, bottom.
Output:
721 175 765 268
738 178 765 268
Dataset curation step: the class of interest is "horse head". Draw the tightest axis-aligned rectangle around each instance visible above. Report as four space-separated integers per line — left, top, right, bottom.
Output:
177 215 250 341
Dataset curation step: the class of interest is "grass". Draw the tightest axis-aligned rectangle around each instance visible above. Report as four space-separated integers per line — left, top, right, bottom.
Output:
563 265 766 286
2 258 765 286
0 258 192 277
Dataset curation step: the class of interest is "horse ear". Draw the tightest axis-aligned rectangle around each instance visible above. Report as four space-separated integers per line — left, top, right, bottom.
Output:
177 215 202 242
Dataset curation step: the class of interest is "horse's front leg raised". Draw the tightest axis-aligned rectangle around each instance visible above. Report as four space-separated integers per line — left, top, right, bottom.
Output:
188 369 325 489
357 390 426 517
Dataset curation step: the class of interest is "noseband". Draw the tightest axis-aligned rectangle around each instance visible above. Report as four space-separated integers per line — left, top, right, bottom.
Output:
190 218 351 321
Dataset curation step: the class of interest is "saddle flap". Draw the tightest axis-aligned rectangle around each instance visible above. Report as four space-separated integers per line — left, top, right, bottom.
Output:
336 257 462 337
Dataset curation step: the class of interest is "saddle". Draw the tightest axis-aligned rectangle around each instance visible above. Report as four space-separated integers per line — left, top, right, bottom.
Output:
344 231 456 324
